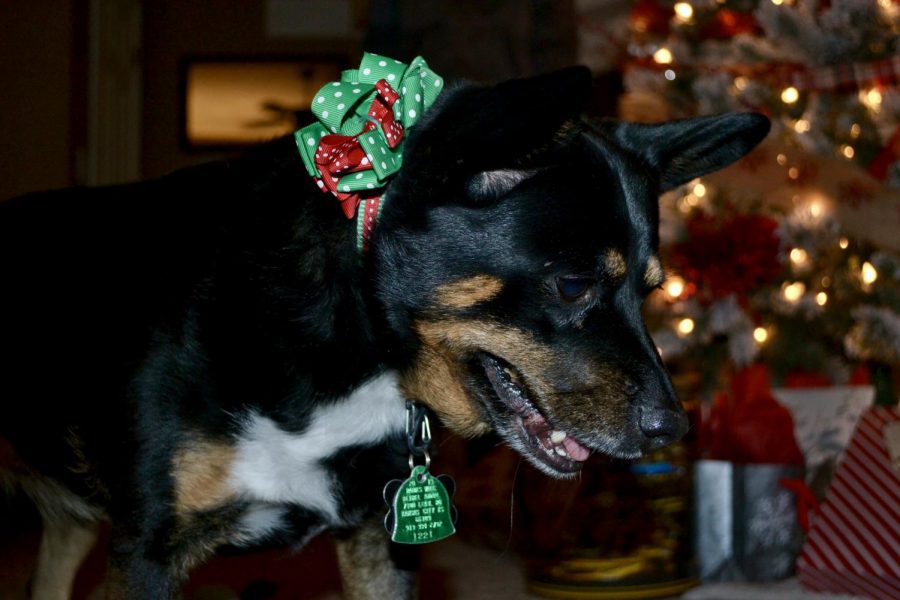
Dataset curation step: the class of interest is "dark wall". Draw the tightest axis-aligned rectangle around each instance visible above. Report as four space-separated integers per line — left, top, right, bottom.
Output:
365 0 577 82
1 1 589 192
0 1 79 200
141 0 356 179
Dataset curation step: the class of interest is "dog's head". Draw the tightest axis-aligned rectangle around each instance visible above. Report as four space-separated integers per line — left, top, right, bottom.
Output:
374 67 769 477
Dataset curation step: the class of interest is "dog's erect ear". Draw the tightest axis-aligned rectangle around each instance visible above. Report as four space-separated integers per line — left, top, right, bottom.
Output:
399 67 592 186
606 113 770 192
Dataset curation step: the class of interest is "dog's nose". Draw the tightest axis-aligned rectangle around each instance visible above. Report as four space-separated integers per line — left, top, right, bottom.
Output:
639 406 688 448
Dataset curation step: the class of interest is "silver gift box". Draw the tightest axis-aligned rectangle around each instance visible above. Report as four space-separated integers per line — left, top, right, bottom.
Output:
694 460 805 582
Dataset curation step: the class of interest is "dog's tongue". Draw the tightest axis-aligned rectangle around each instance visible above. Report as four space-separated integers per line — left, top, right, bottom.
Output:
563 436 591 462
523 409 591 462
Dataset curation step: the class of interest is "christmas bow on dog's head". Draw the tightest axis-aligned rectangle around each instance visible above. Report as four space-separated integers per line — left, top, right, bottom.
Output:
295 53 444 252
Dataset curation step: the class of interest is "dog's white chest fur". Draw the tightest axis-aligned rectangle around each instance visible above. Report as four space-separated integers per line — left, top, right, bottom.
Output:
228 371 406 533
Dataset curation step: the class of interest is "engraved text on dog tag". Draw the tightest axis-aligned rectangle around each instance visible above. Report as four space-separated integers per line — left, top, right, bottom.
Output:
383 466 456 544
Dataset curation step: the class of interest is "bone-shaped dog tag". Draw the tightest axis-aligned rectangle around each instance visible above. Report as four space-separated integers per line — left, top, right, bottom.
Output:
383 466 457 544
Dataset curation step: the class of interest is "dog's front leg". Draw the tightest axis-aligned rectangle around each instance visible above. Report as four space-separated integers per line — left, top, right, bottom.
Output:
334 517 419 600
104 529 182 600
104 550 177 600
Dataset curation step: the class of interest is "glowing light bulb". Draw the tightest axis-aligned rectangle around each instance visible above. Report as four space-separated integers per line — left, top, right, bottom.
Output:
862 261 878 284
653 48 673 64
674 2 694 20
777 153 788 165
664 69 676 81
816 292 828 306
693 182 706 197
783 282 806 302
841 145 855 159
794 119 810 133
781 86 800 104
753 327 769 344
790 248 809 266
839 237 849 249
809 201 822 217
665 277 685 299
734 76 748 91
771 0 783 5
677 318 695 336
850 123 861 138
788 167 800 180
865 88 883 108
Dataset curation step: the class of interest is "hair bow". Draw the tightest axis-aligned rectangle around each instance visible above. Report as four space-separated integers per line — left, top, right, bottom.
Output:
295 52 444 252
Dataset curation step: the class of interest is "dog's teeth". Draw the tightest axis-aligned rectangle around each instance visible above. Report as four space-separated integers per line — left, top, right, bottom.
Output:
503 367 522 386
555 447 568 457
550 430 567 444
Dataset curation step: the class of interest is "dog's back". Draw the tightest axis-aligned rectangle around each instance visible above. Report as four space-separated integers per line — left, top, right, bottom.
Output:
0 169 214 478
0 132 386 507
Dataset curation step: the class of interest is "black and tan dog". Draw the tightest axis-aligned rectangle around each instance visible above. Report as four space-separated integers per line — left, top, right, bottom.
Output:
0 66 768 598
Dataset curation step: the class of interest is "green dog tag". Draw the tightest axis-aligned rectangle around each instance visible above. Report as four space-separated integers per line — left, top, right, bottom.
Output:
384 466 457 544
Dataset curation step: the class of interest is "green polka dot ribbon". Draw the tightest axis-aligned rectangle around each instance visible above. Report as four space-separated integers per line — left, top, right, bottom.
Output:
294 52 444 252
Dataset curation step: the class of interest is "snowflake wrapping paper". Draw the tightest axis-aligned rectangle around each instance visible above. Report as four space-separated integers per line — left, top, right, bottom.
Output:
695 460 805 582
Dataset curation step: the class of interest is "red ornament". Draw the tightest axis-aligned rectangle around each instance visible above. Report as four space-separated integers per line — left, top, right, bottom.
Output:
699 8 761 39
630 0 672 36
670 211 782 304
869 125 900 181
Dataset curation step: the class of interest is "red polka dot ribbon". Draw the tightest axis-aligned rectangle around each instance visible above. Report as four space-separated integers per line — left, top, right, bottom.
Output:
294 52 444 253
311 80 404 219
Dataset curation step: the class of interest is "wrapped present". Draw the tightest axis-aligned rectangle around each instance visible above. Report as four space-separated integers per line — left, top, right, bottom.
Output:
797 407 900 599
695 461 805 582
695 365 807 582
772 385 875 497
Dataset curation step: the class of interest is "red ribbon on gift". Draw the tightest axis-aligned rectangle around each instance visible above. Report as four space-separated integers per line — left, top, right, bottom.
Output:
313 79 405 220
704 364 804 465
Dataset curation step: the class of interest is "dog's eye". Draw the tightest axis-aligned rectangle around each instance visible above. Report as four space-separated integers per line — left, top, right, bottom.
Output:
556 277 594 301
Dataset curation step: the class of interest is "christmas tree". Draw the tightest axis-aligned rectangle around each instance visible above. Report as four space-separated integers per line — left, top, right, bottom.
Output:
618 0 900 404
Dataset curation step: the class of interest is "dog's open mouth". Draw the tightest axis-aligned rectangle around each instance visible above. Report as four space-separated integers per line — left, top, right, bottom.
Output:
477 353 591 476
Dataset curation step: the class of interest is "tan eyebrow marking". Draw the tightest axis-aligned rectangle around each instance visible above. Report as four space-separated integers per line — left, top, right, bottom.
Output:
604 249 627 279
644 256 664 287
433 275 504 310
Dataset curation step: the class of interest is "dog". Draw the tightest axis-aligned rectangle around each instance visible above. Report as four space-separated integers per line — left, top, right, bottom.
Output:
0 63 769 599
